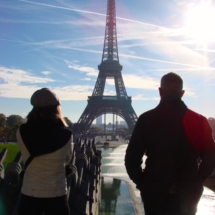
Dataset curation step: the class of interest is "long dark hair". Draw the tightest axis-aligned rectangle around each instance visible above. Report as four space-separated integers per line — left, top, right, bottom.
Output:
27 105 67 126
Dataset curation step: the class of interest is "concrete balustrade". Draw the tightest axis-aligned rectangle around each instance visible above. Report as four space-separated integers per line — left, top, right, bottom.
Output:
0 138 102 215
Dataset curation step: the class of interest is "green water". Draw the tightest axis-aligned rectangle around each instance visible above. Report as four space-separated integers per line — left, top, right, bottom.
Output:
99 177 136 215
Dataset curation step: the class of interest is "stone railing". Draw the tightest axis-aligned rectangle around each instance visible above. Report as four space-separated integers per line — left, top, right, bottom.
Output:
0 138 102 215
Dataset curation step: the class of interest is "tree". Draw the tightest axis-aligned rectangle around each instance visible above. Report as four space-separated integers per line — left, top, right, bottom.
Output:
6 115 23 127
0 126 4 140
4 124 19 141
0 114 7 140
0 113 6 127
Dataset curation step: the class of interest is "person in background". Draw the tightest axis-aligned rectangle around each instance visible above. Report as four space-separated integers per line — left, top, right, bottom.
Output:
125 72 215 215
16 88 72 215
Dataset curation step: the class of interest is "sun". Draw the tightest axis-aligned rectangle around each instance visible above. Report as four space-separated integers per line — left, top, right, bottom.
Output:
184 3 215 43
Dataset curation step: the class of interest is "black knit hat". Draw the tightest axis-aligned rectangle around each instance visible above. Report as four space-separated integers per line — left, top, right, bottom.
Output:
31 88 60 107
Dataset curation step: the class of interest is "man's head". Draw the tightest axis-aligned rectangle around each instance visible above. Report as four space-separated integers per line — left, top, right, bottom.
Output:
159 72 185 98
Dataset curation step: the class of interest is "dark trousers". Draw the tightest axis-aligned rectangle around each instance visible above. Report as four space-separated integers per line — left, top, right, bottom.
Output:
142 193 196 215
161 193 181 215
18 194 70 215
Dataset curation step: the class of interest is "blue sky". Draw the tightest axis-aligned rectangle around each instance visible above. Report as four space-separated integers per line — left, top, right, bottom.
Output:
1 0 215 123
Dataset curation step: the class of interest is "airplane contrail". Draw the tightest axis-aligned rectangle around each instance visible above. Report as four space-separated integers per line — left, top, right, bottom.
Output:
1 38 213 70
63 46 214 70
208 58 215 65
19 0 106 17
120 53 213 70
143 68 215 72
18 0 167 29
197 76 215 85
194 48 215 53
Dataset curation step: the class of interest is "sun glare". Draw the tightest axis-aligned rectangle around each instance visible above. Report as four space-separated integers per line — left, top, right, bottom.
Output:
184 3 215 43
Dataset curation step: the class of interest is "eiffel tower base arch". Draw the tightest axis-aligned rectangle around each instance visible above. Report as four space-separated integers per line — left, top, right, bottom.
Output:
73 96 137 138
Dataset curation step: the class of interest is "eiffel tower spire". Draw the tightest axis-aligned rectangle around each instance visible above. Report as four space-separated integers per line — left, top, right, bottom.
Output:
92 0 127 97
102 0 119 62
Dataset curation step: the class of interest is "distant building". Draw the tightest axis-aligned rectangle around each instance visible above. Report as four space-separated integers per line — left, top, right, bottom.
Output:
120 121 126 125
120 120 128 128
96 115 102 125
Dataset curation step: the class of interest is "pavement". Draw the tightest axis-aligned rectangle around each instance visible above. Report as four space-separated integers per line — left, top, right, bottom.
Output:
95 135 127 147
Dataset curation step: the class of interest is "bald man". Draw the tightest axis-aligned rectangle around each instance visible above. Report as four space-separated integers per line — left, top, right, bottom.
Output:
125 72 215 215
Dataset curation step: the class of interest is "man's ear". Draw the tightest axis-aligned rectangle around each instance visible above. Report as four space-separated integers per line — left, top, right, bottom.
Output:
180 90 185 98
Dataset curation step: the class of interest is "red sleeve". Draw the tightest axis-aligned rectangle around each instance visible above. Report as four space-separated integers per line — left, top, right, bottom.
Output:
183 109 215 151
183 109 215 181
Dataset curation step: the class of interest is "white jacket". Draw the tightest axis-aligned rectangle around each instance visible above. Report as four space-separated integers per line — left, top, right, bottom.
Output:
16 128 73 198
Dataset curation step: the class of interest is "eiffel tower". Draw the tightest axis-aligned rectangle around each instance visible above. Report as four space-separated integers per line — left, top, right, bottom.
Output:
74 0 138 135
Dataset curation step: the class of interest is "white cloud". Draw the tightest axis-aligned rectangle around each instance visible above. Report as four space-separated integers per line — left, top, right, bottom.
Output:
105 74 196 98
81 78 91 81
183 87 196 97
0 83 39 98
106 74 159 90
0 66 54 98
0 66 54 84
132 94 159 101
0 64 197 100
65 61 98 77
132 94 160 100
0 66 94 99
0 82 94 100
41 71 52 75
124 74 159 89
103 90 116 96
53 85 94 100
184 90 196 97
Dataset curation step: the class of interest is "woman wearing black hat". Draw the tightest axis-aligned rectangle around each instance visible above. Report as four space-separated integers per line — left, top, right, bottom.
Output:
16 88 72 215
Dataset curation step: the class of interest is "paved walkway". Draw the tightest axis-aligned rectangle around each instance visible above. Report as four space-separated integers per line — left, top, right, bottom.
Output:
95 135 127 147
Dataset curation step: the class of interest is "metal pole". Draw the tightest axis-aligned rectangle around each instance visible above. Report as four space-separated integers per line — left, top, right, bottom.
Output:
113 113 114 133
116 115 118 134
104 114 106 134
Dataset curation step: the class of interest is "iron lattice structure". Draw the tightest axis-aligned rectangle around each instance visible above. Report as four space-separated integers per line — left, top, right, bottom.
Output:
74 0 138 134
